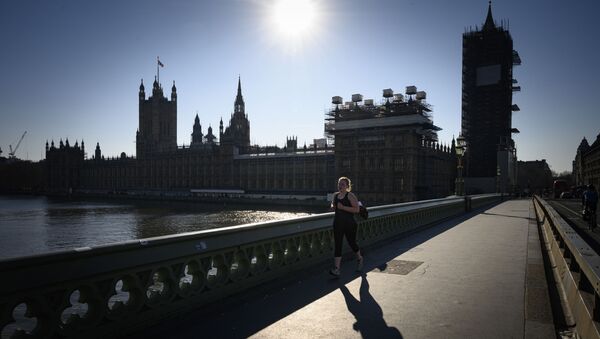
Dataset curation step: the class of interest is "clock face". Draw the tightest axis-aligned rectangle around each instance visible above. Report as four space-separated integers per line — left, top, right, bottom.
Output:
476 64 501 86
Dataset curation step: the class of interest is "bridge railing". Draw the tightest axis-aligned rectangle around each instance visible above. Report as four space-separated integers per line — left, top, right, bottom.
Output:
533 195 600 338
0 194 500 338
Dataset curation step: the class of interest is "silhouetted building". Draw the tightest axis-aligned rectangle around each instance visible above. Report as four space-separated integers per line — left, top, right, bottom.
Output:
46 77 455 205
136 78 177 159
326 88 456 202
45 139 84 193
517 160 552 196
573 134 600 188
220 78 251 148
573 137 590 186
0 159 44 193
461 3 521 192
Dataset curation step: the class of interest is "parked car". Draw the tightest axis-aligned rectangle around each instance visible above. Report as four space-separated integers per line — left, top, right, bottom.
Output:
560 191 572 199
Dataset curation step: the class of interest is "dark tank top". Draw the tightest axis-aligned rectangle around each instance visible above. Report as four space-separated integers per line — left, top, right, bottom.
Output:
334 192 357 226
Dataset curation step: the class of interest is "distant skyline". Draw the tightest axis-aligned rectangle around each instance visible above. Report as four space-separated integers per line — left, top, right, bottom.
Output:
1 0 599 173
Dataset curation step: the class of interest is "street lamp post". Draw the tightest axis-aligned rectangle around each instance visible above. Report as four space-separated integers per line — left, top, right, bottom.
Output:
455 134 467 196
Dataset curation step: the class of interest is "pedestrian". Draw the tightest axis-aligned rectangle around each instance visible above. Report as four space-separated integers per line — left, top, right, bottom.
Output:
583 184 598 227
583 184 598 211
329 176 363 277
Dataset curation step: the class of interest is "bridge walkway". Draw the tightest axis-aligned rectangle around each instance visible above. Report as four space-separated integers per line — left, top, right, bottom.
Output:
138 199 557 338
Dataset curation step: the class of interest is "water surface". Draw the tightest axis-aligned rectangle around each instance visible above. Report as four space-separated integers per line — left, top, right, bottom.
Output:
0 195 320 259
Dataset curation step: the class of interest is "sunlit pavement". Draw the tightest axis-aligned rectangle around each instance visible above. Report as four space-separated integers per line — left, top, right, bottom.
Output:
137 199 555 339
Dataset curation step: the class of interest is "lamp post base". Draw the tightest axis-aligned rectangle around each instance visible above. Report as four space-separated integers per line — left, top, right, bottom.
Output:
455 178 464 196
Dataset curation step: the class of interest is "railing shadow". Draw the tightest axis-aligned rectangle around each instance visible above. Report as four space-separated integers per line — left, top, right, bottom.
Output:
480 211 536 221
135 204 497 339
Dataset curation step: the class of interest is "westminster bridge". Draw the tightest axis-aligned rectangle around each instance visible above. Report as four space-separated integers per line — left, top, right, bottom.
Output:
1 195 600 338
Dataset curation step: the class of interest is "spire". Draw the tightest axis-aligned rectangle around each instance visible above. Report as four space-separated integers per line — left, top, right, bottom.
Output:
191 113 203 145
483 1 496 31
171 80 177 101
234 76 245 114
139 79 145 101
95 142 101 160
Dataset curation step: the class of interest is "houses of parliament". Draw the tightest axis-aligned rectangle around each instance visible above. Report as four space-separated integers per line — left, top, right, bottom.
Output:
45 75 457 205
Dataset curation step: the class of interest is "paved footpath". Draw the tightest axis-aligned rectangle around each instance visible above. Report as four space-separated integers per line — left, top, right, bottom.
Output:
140 199 556 339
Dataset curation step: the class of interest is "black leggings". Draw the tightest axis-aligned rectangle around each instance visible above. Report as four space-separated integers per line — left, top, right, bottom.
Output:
333 222 360 257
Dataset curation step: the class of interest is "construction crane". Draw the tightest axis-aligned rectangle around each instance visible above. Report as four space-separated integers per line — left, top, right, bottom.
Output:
9 131 27 159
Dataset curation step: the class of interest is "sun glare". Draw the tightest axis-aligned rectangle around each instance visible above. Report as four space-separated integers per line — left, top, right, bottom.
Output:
270 0 320 41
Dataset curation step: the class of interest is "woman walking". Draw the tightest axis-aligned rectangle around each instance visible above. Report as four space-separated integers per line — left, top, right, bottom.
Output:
329 176 363 277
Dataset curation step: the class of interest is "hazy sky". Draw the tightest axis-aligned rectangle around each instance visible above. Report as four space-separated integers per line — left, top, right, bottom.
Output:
1 0 599 173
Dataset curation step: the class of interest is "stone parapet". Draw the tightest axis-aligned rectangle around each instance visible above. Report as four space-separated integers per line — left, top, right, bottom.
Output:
0 194 500 338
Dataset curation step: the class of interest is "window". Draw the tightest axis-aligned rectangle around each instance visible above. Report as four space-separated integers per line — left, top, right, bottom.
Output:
342 158 350 169
394 157 404 171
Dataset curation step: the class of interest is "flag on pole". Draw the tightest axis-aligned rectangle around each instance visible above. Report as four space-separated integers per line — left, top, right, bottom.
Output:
158 59 164 67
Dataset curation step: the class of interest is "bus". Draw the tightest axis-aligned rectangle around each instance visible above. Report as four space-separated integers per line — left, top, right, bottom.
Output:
553 180 568 198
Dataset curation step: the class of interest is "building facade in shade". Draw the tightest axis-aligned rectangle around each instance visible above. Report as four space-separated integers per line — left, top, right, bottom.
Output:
46 77 334 198
45 78 455 205
573 137 590 187
516 160 553 196
136 79 178 158
573 134 600 188
461 3 521 192
45 139 85 192
325 88 456 203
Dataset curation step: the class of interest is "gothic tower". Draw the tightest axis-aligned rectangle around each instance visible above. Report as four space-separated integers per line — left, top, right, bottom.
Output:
191 114 203 145
234 77 245 114
221 76 250 148
461 2 520 178
95 142 101 160
136 77 178 158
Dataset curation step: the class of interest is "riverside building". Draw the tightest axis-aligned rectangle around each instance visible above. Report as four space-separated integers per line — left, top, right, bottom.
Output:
573 135 600 189
45 78 456 205
325 89 455 203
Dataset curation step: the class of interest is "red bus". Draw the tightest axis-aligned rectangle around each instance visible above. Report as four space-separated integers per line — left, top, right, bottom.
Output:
553 180 568 198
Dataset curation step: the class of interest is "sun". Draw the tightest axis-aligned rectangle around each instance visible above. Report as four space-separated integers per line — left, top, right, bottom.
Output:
269 0 320 41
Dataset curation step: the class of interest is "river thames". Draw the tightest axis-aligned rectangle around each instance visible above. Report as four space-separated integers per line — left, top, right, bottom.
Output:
0 195 322 259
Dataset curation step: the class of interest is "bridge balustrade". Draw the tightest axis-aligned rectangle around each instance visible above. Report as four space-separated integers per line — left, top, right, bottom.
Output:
0 194 499 338
533 195 600 338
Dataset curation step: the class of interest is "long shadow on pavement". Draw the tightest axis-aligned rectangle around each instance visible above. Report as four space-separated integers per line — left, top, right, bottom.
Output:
481 211 535 221
339 273 403 338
